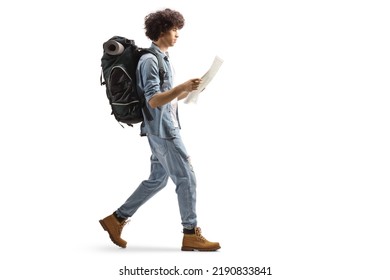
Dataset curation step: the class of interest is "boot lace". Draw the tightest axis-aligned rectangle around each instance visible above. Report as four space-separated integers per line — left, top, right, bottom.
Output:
195 227 207 242
118 220 129 234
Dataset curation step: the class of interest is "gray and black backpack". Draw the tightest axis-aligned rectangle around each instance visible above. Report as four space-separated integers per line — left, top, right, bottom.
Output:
100 36 164 127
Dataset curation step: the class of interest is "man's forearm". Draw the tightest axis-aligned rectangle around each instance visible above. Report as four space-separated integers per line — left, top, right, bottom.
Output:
148 78 200 108
178 91 190 101
148 86 186 108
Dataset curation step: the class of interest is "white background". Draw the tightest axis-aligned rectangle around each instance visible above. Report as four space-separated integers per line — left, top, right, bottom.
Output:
1 0 389 279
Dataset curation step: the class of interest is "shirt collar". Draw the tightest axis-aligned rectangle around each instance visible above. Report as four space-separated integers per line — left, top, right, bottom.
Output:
150 43 169 60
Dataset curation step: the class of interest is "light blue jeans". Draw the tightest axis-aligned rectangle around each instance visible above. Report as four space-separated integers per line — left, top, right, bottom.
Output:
116 129 197 229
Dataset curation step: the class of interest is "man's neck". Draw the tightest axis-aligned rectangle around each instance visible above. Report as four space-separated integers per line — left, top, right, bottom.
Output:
153 41 169 53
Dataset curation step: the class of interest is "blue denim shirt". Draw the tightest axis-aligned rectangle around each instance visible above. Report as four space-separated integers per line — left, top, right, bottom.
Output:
137 43 180 138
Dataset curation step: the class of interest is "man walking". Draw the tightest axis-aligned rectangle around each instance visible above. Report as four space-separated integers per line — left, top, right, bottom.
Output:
99 8 220 251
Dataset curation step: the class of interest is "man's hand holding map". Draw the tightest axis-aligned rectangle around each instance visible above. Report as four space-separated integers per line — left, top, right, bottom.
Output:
184 56 224 104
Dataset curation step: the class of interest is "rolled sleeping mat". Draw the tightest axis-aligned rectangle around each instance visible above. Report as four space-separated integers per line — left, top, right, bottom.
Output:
103 40 124 55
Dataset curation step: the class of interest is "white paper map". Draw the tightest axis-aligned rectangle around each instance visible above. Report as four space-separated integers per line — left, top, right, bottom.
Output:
184 56 224 104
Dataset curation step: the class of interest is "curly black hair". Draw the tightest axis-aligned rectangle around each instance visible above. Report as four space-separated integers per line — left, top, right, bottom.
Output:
144 8 185 41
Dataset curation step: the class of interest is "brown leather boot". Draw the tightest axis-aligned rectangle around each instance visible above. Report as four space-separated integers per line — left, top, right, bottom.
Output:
181 227 221 251
99 214 128 248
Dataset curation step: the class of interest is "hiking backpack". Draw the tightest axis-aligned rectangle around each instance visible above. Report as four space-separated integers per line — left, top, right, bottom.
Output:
100 36 165 127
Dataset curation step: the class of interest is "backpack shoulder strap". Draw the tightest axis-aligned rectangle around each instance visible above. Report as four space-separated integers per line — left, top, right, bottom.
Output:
153 51 165 87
